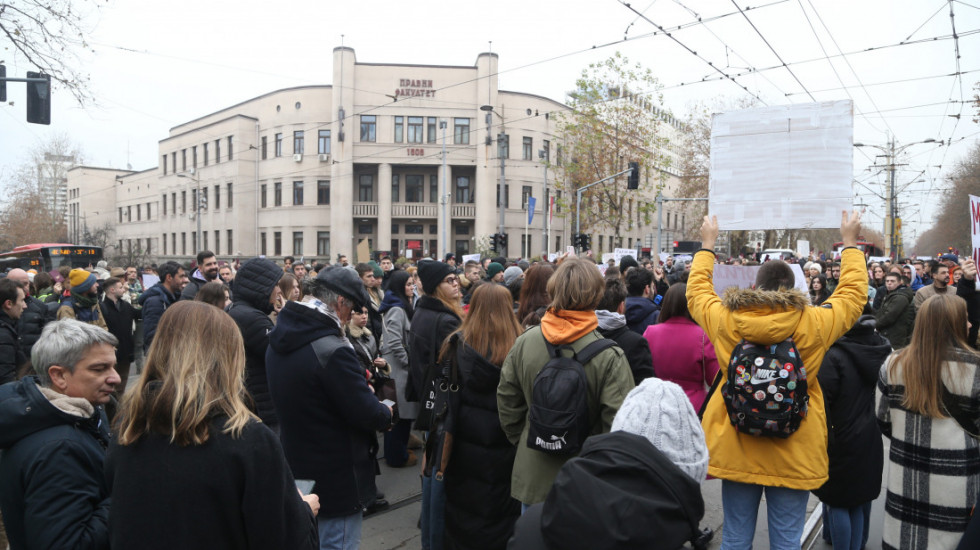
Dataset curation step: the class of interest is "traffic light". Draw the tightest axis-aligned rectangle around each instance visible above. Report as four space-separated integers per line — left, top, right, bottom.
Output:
26 72 51 125
583 234 592 250
490 233 499 253
0 64 6 102
498 233 508 250
627 161 640 189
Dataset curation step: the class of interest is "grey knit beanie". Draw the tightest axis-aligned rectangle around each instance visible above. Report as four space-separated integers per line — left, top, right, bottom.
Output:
611 378 709 483
503 266 524 286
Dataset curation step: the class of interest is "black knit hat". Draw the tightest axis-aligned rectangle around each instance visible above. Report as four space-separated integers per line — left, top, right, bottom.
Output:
418 260 455 295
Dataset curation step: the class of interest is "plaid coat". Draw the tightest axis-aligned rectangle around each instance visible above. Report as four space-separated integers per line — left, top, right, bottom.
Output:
876 347 980 550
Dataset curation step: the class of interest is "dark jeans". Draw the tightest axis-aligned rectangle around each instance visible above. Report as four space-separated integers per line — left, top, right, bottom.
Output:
384 419 412 467
421 472 446 550
824 502 872 550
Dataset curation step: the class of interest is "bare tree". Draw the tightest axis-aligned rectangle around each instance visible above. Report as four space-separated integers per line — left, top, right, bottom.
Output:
1 0 104 105
79 219 113 250
912 140 980 256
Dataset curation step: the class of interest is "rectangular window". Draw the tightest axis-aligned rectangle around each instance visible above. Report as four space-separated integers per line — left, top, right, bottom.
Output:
542 140 550 162
192 146 198 168
181 233 186 255
429 174 438 203
405 175 423 203
260 232 267 256
456 224 470 235
523 137 532 160
454 118 470 145
522 185 532 209
162 194 167 215
227 182 233 208
391 174 400 202
162 155 167 175
163 233 167 255
226 230 233 255
427 117 437 143
172 233 176 255
407 116 424 143
137 204 142 221
317 231 330 256
497 184 510 208
261 136 267 160
214 139 220 163
172 193 176 215
394 116 404 143
455 176 472 203
358 175 374 202
293 181 304 205
275 133 283 157
556 144 563 166
192 232 197 254
358 224 373 235
293 231 303 255
260 184 267 208
317 180 330 205
318 130 331 154
274 232 282 256
126 205 131 221
213 231 219 255
181 191 186 214
182 149 187 171
429 224 438 234
294 130 304 154
360 115 376 142
146 202 151 220
227 136 233 160
203 142 209 166
405 224 423 234
500 134 510 158
274 182 282 206
391 224 400 234
214 185 220 210
118 207 122 224
171 153 176 174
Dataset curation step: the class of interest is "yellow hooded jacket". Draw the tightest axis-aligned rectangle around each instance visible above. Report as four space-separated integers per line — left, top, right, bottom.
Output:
687 248 867 490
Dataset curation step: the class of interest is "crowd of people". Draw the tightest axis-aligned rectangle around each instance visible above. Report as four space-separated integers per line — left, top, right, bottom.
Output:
0 219 979 549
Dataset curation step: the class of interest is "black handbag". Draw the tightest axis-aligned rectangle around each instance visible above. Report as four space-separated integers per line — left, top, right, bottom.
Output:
414 333 460 432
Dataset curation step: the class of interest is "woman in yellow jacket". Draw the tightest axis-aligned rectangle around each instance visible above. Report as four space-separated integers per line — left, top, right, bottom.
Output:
687 212 867 550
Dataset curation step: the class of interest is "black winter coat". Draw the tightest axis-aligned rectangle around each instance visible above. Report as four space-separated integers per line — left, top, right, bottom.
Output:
957 278 980 348
138 283 176 353
875 286 915 348
266 301 392 519
105 417 318 550
0 377 111 550
17 296 51 360
812 315 891 507
624 296 660 335
227 259 282 426
0 311 26 384
598 325 656 385
99 297 138 364
407 295 461 403
445 340 520 550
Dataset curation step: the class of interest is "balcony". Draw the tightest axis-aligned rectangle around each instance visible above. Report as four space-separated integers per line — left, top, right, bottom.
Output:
392 203 437 218
353 202 378 216
452 204 476 218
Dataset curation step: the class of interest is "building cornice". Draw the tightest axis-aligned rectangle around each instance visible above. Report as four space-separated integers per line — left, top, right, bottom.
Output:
168 87 331 134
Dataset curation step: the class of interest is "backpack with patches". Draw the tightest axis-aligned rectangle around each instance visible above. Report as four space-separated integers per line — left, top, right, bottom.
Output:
526 335 618 456
722 337 808 438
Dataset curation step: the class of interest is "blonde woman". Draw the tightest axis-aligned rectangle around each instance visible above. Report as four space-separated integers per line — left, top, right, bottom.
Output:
107 301 319 549
877 294 980 550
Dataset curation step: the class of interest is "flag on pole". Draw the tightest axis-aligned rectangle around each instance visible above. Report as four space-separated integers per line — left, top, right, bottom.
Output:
528 197 536 224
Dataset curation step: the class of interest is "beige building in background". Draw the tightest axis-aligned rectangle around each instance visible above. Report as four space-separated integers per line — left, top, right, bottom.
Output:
68 47 687 264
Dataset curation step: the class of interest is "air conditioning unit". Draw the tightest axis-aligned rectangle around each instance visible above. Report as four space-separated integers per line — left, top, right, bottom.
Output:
318 154 331 162
293 154 303 162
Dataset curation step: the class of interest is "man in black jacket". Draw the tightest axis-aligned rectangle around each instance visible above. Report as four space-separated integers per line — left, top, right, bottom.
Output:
6 269 52 361
624 268 660 334
0 278 28 385
596 278 655 385
875 272 915 349
227 258 284 430
267 266 392 550
957 258 980 348
180 250 220 301
0 319 119 550
99 277 139 396
139 261 187 353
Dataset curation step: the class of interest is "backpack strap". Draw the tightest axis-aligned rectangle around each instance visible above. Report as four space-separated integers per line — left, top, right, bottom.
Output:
575 338 618 364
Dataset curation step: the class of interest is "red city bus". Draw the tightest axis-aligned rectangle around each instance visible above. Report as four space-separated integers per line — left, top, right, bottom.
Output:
0 243 103 273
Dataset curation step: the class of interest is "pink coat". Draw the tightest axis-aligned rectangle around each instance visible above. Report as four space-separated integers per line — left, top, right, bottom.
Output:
643 317 720 412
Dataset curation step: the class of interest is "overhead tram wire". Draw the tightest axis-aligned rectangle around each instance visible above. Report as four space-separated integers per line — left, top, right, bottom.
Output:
926 0 966 181
616 0 767 105
729 0 815 101
784 67 980 95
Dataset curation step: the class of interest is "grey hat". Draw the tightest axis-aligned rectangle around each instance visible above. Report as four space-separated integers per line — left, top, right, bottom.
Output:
611 378 709 483
503 266 524 286
316 266 371 310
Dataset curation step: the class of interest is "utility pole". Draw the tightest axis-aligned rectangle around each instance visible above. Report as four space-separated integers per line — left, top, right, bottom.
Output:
440 119 448 260
539 149 549 257
498 133 507 252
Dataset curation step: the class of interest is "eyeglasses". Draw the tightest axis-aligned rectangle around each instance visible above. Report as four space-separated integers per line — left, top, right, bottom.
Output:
443 276 459 285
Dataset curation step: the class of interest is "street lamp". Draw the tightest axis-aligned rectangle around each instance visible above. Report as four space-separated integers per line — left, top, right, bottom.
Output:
176 169 201 254
853 138 940 259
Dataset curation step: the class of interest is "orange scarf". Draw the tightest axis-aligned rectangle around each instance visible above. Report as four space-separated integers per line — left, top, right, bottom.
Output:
540 308 599 345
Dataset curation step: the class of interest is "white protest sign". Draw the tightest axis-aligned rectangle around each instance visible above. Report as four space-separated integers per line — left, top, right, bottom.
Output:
461 253 481 265
613 248 636 263
406 249 413 259
597 264 608 276
709 100 853 230
659 252 670 265
548 253 558 262
797 240 810 259
141 273 160 289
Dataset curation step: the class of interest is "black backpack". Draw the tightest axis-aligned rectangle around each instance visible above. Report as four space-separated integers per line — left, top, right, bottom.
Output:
526 335 617 455
722 337 808 438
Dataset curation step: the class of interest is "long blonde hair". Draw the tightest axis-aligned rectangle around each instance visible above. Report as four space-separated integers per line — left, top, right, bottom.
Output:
115 301 256 446
890 294 979 418
441 283 522 365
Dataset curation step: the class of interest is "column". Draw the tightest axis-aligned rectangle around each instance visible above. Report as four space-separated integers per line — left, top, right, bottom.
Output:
378 163 392 256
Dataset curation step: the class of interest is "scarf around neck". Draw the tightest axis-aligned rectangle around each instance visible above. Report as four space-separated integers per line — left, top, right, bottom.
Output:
540 308 599 345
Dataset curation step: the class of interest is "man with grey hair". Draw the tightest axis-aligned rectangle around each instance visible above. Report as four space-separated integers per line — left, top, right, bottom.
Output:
0 319 119 550
267 266 393 550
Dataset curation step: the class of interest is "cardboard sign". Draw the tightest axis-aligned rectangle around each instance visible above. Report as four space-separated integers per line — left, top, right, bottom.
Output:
710 100 853 230
356 239 371 263
613 248 636 263
461 253 481 265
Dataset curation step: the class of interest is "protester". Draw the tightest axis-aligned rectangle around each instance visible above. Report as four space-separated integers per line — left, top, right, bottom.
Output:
643 283 718 412
379 270 419 468
809 274 831 306
180 250 220 301
266 266 393 550
595 278 655 385
623 267 659 334
58 268 107 329
139 261 188 352
380 255 397 291
497 257 634 508
956 259 980 348
357 263 385 339
813 311 889 550
914 262 950 312
195 281 232 310
0 320 118 550
515 264 555 328
279 272 302 302
688 211 866 550
107 301 318 549
98 277 138 397
486 262 505 284
6 269 51 360
875 271 916 349
877 294 980 550
0 278 28 385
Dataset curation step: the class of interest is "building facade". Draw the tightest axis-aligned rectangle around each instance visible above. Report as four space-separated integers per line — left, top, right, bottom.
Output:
68 47 686 264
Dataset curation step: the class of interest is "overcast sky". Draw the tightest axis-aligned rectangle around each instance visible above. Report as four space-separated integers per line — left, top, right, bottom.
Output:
1 0 977 249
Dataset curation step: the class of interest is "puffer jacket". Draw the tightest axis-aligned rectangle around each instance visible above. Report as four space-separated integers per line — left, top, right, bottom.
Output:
497 325 634 504
227 258 283 427
687 247 867 490
138 283 177 353
0 311 26 384
17 296 51 359
875 285 915 348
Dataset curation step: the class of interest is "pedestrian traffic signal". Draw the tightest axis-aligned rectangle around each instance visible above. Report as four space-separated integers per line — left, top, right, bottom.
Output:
490 233 499 253
26 72 51 125
498 233 508 250
627 161 640 190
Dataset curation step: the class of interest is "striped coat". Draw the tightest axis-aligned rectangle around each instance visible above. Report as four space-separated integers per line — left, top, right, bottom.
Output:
876 347 980 550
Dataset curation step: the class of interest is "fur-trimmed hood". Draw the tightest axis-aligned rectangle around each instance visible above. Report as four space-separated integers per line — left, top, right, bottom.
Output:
719 287 809 345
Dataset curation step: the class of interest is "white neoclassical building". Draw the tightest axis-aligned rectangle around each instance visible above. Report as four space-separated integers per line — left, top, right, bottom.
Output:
68 47 687 264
